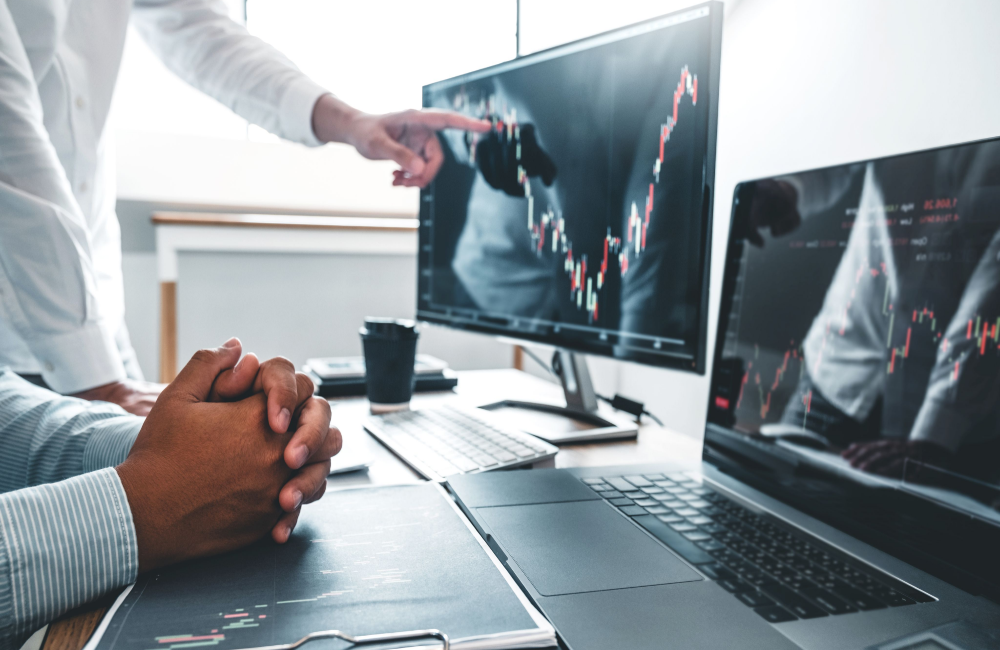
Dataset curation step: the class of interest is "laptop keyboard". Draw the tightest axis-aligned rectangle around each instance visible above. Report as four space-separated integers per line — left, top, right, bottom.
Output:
583 472 934 623
364 405 558 481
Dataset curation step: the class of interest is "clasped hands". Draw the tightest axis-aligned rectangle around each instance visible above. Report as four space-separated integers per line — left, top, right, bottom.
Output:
116 338 341 572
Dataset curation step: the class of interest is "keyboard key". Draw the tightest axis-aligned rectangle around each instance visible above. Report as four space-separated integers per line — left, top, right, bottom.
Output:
609 498 635 507
675 508 700 517
492 450 517 462
801 587 856 615
699 563 723 579
644 506 670 515
759 584 827 619
619 505 648 516
643 474 667 481
696 539 726 552
688 516 713 525
737 590 775 608
601 490 624 499
641 486 665 494
668 522 697 532
830 583 886 611
754 605 797 623
656 514 684 523
582 478 604 484
879 592 915 607
632 515 714 564
606 477 635 492
717 575 750 593
623 491 645 500
633 498 659 507
682 531 711 542
590 484 613 492
623 475 653 487
653 480 675 487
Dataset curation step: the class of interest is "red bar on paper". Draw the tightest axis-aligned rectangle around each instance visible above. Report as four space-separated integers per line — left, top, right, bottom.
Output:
968 320 973 339
904 327 912 358
803 390 813 414
715 396 730 409
982 322 989 355
223 613 248 618
953 361 960 381
889 348 897 373
692 76 698 104
602 238 608 274
912 310 917 322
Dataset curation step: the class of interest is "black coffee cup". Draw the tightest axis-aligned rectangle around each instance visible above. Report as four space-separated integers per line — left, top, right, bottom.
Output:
360 318 419 413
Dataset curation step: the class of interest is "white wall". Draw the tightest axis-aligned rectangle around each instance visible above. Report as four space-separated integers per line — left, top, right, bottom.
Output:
611 0 1000 439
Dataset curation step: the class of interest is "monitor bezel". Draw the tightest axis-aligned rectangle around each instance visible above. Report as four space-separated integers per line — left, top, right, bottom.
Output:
416 1 724 374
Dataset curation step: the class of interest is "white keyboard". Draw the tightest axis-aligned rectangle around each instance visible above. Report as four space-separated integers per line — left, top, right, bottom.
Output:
363 405 558 481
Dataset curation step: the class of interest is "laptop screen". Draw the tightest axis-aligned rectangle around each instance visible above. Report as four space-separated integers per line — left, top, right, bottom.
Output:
706 138 1000 540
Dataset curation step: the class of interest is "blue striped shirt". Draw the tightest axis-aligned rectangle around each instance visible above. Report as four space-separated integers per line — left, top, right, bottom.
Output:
0 369 141 650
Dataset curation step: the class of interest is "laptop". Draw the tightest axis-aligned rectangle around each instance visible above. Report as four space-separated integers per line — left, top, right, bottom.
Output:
445 136 1000 649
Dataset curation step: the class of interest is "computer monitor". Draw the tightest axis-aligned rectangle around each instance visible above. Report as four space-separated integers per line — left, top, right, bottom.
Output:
706 136 1000 595
417 3 723 441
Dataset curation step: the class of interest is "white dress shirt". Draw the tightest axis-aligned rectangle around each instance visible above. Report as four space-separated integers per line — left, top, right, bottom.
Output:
0 0 327 393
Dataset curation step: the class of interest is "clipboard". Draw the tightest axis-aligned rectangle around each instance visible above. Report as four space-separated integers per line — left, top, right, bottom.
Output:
82 484 555 650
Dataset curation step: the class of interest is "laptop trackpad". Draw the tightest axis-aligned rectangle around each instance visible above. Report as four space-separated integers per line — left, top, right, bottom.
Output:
476 500 701 596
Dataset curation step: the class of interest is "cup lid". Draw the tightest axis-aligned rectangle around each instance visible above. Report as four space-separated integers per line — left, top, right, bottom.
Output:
360 317 419 339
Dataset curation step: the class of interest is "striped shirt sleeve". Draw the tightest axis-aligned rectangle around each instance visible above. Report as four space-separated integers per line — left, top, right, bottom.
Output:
0 370 143 649
0 469 137 650
0 370 142 492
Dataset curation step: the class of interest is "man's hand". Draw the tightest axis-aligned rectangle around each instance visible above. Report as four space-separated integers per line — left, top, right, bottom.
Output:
311 94 490 188
207 343 341 542
745 179 802 247
71 378 165 416
841 439 953 478
115 340 338 571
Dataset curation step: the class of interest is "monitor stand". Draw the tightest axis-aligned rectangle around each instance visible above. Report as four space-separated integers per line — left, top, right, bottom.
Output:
480 350 639 444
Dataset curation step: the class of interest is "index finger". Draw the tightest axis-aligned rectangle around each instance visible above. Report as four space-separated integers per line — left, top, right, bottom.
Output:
253 358 310 434
397 109 491 132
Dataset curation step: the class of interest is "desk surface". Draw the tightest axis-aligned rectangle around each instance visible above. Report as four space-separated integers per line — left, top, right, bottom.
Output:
41 369 701 650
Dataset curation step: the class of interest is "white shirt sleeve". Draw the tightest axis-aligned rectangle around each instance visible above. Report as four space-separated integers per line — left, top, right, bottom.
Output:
131 0 330 147
0 2 127 395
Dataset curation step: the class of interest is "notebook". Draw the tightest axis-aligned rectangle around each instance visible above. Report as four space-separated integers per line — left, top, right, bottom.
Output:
85 484 555 650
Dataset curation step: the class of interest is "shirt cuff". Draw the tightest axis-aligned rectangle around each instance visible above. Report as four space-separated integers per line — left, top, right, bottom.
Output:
278 77 329 147
83 416 143 472
29 320 127 394
0 468 138 647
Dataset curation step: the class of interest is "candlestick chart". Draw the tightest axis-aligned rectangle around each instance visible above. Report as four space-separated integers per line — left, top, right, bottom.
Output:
730 252 1000 430
452 66 699 324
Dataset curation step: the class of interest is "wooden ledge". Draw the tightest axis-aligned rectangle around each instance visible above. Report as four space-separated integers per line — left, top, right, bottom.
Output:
151 212 419 231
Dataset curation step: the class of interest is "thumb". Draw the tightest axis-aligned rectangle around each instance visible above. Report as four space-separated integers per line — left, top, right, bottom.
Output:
167 338 243 403
377 136 425 176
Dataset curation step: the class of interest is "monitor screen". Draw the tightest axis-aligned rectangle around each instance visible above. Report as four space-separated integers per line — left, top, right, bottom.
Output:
708 137 1000 530
417 3 722 372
